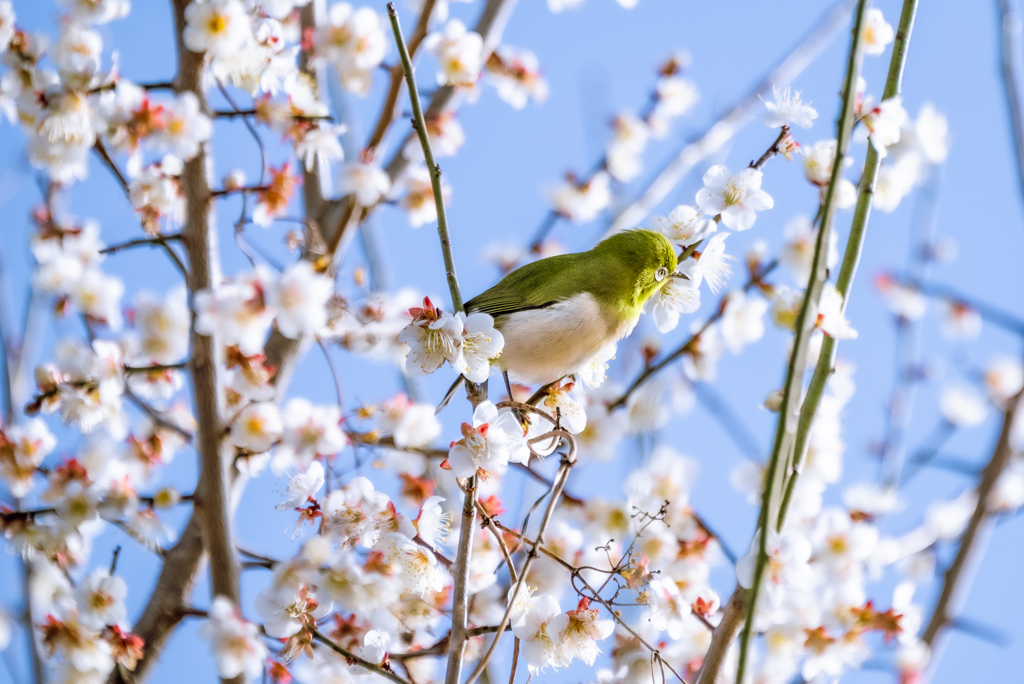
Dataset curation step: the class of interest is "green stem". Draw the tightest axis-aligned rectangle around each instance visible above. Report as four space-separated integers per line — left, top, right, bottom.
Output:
388 3 464 314
734 2 871 682
777 0 919 526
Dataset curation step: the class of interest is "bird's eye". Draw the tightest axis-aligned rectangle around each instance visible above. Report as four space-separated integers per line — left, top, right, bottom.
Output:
655 267 668 282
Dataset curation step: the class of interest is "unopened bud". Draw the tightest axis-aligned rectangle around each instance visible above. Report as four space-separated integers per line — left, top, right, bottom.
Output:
763 390 784 412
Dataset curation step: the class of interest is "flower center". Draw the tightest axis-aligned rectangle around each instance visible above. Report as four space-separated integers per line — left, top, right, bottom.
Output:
207 14 228 34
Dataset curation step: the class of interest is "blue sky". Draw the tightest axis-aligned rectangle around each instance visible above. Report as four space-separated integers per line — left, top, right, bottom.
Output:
2 0 1024 682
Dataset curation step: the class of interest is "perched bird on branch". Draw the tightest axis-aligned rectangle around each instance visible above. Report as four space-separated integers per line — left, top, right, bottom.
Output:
437 229 686 412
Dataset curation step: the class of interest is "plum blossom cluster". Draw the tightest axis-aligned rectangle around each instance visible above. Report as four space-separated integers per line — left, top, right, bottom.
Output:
397 297 504 384
547 52 699 223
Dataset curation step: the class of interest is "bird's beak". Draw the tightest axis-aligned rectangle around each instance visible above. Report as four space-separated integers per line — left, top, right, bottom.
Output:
668 271 690 280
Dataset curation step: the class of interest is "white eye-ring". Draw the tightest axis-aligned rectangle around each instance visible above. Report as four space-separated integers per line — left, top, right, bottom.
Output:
655 266 668 282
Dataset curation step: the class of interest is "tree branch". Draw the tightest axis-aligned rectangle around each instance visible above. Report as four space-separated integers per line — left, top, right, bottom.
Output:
777 0 919 526
921 390 1022 656
311 629 411 684
735 2 870 680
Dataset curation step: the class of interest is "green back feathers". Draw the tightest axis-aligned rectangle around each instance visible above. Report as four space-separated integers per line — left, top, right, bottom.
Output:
466 229 677 321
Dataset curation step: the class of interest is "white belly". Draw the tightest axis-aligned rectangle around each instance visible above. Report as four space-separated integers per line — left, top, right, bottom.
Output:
495 293 635 385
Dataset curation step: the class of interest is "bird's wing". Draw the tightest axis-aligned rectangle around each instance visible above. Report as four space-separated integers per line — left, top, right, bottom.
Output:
465 253 583 317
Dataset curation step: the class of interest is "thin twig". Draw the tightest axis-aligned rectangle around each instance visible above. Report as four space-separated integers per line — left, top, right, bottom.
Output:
312 629 412 684
100 233 183 254
123 362 188 375
493 520 687 684
123 385 194 441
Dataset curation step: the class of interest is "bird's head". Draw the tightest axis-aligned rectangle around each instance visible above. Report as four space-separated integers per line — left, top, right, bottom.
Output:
595 229 680 306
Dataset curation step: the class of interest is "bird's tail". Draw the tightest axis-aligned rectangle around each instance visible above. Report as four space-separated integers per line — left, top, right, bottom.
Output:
435 375 466 415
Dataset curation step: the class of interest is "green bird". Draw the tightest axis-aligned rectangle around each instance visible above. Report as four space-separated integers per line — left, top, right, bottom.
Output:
437 229 684 412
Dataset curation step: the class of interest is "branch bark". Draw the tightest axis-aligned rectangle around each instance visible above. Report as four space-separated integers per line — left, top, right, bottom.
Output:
172 3 244 684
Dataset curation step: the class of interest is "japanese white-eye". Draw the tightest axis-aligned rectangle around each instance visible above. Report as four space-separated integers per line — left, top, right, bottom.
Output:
438 229 684 411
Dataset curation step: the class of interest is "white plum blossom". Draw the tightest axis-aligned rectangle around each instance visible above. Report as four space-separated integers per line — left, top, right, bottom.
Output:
736 528 813 610
984 356 1024 403
377 532 446 595
802 139 851 186
547 172 612 223
815 283 857 339
194 268 277 354
153 92 212 161
763 85 818 128
382 397 443 449
512 594 569 672
402 112 466 160
876 275 927 321
338 161 391 206
276 461 325 510
398 299 465 376
131 287 190 365
312 3 387 95
861 96 908 158
272 398 346 473
539 382 588 434
645 277 700 333
939 384 988 428
941 300 982 340
696 165 774 231
267 261 333 339
557 597 614 666
54 23 103 80
453 312 503 383
914 102 951 164
199 596 268 680
414 496 452 551
295 124 346 194
446 400 524 477
128 156 184 231
654 73 699 122
424 19 484 88
231 402 284 454
183 0 252 57
398 163 452 227
59 0 131 25
720 290 768 354
652 204 716 248
861 8 895 56
74 570 127 630
689 231 734 294
485 44 549 110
